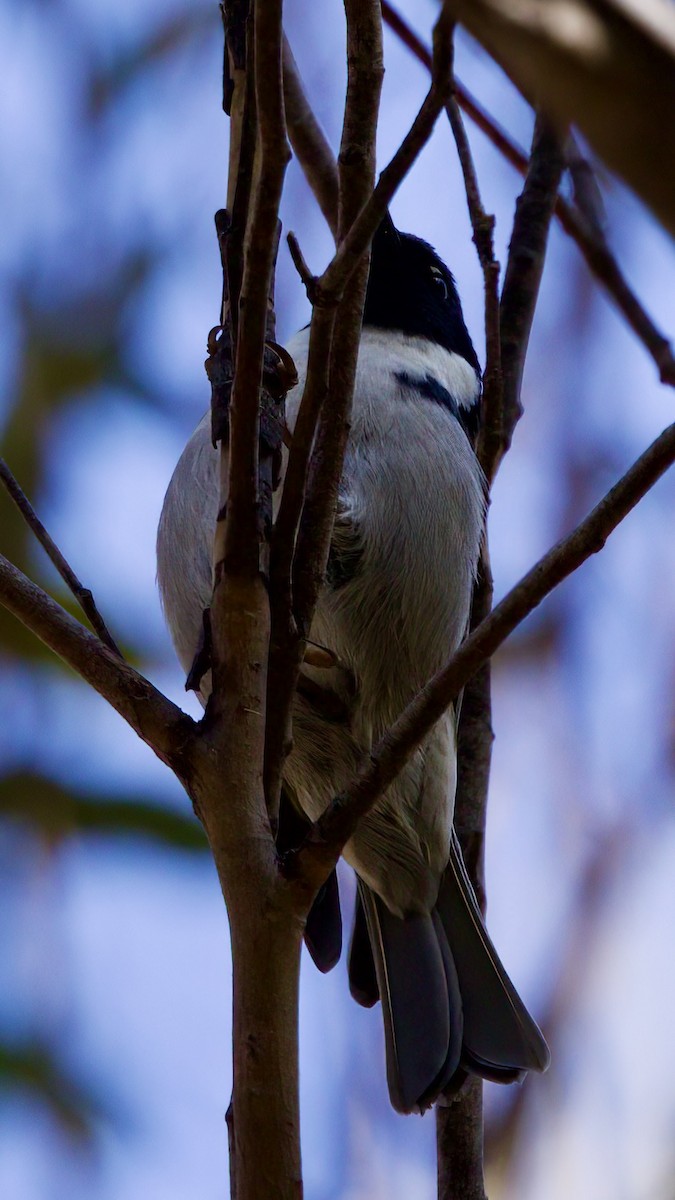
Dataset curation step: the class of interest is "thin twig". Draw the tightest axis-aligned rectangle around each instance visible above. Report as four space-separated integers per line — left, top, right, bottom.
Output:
498 117 562 431
292 0 389 619
565 133 607 240
445 31 503 478
268 5 455 826
442 40 504 1194
218 2 291 584
0 553 196 773
265 0 385 819
561 205 675 386
293 4 456 617
290 418 675 886
282 38 339 238
267 24 456 440
267 6 453 812
492 114 566 480
286 231 316 293
0 458 122 657
381 0 675 388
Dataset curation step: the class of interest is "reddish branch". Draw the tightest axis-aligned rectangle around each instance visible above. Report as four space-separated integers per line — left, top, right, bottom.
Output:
381 0 675 388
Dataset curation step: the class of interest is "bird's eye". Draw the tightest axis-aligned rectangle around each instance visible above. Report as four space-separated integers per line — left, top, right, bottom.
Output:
430 267 448 300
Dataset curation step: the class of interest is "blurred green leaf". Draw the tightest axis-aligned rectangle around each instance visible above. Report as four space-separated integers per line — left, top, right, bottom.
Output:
0 1038 107 1146
0 772 207 853
1 253 158 578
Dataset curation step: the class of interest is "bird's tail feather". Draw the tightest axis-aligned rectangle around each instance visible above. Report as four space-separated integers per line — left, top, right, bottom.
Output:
355 882 462 1113
348 837 549 1112
437 832 550 1084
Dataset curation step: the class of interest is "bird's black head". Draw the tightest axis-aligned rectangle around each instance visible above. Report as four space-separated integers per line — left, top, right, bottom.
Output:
363 217 481 379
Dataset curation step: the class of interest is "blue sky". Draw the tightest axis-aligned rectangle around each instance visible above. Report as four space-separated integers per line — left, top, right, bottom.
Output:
1 0 675 1197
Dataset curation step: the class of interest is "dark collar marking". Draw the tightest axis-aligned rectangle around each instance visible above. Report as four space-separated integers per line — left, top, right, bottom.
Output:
395 370 480 446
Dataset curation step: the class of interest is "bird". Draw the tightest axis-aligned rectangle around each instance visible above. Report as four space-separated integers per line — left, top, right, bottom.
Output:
156 215 550 1113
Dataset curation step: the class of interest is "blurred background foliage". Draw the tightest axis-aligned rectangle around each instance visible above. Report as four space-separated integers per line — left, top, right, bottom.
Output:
1 1 674 1198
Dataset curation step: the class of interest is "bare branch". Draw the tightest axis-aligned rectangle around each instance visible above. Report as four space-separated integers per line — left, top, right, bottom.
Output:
292 0 387 613
290 418 675 885
0 554 196 774
263 5 458 865
264 0 385 817
282 38 339 237
382 0 529 173
0 458 122 657
437 1078 487 1200
444 33 503 482
565 134 607 239
318 24 455 305
492 114 566 478
217 1 291 585
286 230 316 293
382 1 675 389
278 49 455 574
561 205 675 387
446 0 675 237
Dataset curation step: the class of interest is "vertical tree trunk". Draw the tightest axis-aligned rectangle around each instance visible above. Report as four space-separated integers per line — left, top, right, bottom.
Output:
229 906 304 1200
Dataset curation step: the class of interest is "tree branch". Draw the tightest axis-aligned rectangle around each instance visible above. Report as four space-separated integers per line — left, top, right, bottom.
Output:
265 7 458 822
381 0 675 388
444 32 502 480
282 38 339 238
264 0 385 831
290 418 675 887
437 1078 487 1200
0 457 122 657
277 34 455 586
491 113 566 479
445 0 675 237
0 554 196 775
216 0 290 587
